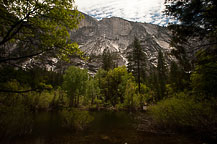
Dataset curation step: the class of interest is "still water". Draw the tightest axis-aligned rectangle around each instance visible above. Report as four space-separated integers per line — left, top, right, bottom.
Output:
2 111 201 144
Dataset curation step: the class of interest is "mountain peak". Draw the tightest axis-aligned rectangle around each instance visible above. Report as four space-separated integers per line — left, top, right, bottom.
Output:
69 13 174 73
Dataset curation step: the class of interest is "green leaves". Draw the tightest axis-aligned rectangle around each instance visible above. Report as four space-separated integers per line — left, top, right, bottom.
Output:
127 37 147 92
191 49 217 99
62 66 89 106
102 49 117 71
0 0 84 62
156 50 167 100
96 66 135 106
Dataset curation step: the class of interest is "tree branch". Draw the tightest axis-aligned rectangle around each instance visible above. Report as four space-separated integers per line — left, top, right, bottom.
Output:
0 89 39 93
0 7 37 46
0 48 53 63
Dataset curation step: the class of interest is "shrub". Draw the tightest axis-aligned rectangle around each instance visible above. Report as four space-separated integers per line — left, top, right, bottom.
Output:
124 80 139 110
149 94 217 135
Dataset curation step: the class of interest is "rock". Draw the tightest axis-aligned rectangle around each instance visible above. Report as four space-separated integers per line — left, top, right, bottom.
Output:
101 135 110 140
143 106 148 111
3 12 176 73
69 12 175 74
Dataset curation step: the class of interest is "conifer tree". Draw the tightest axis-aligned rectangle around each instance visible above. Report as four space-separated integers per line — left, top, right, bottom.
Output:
165 0 217 98
127 37 147 93
157 50 167 100
169 61 189 92
102 49 117 71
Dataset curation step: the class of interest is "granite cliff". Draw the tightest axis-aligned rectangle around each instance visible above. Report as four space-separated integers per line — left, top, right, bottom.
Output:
1 13 176 74
69 13 175 74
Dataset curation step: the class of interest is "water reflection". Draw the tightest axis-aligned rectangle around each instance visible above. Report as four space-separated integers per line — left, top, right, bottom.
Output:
1 111 201 144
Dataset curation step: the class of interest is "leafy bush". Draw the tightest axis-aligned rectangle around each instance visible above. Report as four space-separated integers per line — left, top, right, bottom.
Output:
62 66 88 107
140 84 153 105
61 109 94 130
24 89 67 111
124 81 153 110
149 94 217 135
124 80 139 110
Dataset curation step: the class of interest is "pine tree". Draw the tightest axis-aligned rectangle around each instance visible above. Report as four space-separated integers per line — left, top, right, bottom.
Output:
165 0 217 98
165 0 217 73
102 49 117 71
127 37 147 93
169 61 179 92
169 61 189 92
157 50 167 100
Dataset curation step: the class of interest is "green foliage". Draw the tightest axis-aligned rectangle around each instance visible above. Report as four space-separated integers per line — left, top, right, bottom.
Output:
0 0 84 62
104 66 133 106
165 0 217 72
165 0 217 39
61 109 94 130
0 72 67 111
191 49 217 99
169 61 190 92
94 68 108 103
149 93 217 134
1 79 24 93
85 78 101 107
140 83 153 104
102 49 117 71
124 80 139 110
156 50 167 100
146 67 158 99
0 66 63 93
94 66 153 109
164 0 217 102
127 37 147 92
124 82 153 109
62 66 89 107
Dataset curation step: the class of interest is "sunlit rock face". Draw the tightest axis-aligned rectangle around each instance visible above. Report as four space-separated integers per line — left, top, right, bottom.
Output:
69 13 175 74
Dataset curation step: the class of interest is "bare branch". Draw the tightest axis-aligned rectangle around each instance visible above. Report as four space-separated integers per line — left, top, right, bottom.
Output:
0 48 53 63
0 89 38 93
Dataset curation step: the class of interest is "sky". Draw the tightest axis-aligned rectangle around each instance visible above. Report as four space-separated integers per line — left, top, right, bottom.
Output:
75 0 174 26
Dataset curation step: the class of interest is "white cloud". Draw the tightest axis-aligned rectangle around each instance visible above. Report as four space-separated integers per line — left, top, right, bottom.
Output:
75 0 172 26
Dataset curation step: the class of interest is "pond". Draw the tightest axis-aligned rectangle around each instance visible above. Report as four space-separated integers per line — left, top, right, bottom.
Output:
1 111 202 144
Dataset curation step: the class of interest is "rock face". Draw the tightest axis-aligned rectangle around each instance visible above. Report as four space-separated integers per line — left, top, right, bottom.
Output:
0 13 174 74
69 13 175 74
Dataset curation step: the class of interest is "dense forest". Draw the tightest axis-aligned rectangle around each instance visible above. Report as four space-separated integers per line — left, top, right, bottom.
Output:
0 0 217 143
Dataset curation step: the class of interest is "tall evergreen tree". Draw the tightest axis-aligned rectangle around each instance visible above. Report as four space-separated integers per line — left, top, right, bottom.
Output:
127 37 147 93
165 0 217 72
191 50 217 99
169 61 180 92
165 0 217 98
169 61 190 92
165 0 217 45
102 49 117 71
147 66 158 102
157 50 167 100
